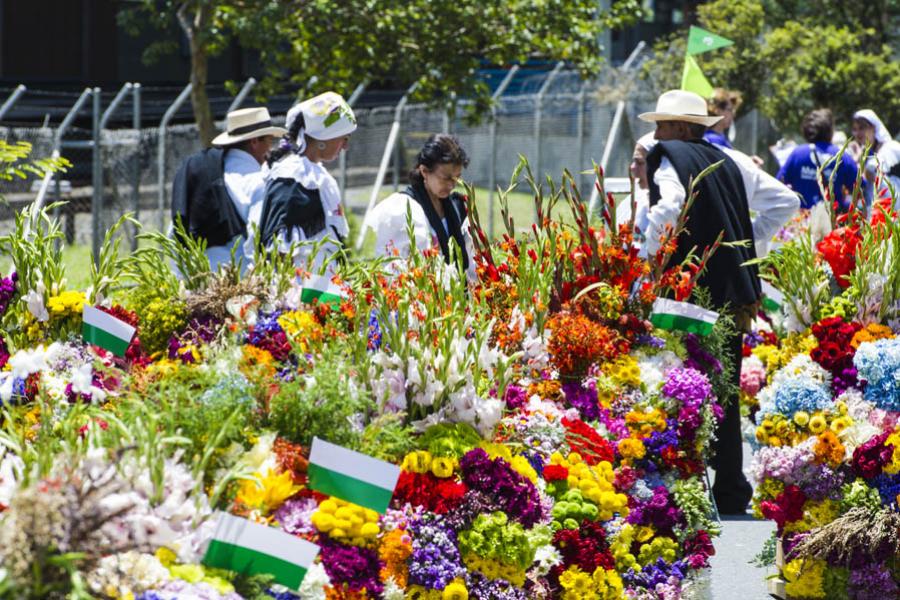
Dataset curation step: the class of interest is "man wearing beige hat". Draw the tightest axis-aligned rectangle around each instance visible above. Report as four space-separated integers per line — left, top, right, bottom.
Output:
638 90 798 514
171 107 286 271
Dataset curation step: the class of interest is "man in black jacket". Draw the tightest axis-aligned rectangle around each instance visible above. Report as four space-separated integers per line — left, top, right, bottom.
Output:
638 90 798 514
171 107 285 270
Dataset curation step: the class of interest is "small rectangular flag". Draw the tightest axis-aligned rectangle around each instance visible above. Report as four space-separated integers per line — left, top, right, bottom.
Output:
299 275 346 307
686 26 734 55
308 437 401 514
203 513 319 590
650 298 719 336
82 305 136 357
761 281 784 313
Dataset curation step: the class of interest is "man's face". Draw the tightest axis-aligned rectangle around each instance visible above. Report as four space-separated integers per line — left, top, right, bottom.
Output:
654 121 689 141
248 135 276 164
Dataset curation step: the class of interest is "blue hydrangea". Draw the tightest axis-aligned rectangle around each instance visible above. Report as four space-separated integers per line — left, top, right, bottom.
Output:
854 337 900 411
772 376 833 416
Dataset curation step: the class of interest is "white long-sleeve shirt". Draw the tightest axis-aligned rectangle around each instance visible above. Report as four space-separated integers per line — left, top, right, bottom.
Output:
205 149 266 271
638 146 799 258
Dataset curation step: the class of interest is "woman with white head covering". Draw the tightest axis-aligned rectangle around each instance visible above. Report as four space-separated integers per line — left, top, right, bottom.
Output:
246 92 357 274
851 109 900 205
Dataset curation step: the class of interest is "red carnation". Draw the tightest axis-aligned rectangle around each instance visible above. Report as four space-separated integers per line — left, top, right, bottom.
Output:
542 464 569 482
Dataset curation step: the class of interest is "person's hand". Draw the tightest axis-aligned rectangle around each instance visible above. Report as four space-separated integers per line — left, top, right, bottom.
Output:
751 155 765 168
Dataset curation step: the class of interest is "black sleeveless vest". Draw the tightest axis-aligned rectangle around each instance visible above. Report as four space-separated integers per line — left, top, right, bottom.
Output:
646 139 760 308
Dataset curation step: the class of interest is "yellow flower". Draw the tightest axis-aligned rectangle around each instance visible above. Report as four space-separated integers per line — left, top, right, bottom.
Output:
793 411 810 427
235 469 300 514
442 579 468 600
808 414 827 435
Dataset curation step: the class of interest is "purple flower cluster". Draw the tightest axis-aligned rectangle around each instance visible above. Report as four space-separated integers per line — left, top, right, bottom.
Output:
459 448 543 527
504 384 527 410
273 497 318 535
563 379 600 421
833 366 859 395
684 333 722 375
167 315 222 362
0 272 16 317
367 309 382 351
662 367 712 405
848 563 899 599
622 557 688 588
407 515 464 589
626 485 682 532
871 472 900 507
0 335 9 370
320 540 383 593
643 423 679 458
635 333 666 348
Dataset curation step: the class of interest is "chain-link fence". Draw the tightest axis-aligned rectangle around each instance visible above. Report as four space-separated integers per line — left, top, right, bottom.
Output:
0 59 780 256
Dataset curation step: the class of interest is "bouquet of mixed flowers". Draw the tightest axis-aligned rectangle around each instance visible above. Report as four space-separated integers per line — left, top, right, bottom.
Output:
0 161 730 600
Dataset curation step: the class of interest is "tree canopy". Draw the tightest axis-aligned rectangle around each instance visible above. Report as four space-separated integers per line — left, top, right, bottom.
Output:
640 0 900 135
121 0 643 145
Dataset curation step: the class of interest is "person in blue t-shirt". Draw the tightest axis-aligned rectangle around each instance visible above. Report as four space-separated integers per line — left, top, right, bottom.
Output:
776 108 860 210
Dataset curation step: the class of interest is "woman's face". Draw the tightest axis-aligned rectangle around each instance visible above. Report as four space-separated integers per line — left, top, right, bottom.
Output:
852 119 876 147
713 100 735 130
421 162 463 200
316 135 351 163
629 144 649 190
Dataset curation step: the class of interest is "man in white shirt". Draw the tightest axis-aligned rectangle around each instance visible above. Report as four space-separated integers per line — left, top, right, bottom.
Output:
172 107 286 272
638 90 799 514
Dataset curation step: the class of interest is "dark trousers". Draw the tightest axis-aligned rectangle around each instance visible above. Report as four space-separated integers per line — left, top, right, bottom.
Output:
711 329 753 512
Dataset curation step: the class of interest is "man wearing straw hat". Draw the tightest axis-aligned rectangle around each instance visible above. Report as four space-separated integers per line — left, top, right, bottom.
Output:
638 90 798 514
172 107 286 270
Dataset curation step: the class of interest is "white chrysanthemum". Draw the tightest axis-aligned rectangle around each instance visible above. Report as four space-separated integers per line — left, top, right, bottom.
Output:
296 562 330 600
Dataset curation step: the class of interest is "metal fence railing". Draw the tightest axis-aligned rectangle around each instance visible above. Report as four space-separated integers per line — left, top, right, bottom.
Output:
0 56 778 255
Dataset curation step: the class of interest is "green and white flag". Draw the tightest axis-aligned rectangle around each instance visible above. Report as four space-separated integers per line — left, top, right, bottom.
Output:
761 281 784 313
300 275 346 307
686 26 734 55
650 298 719 336
308 437 401 514
82 305 136 357
203 512 319 590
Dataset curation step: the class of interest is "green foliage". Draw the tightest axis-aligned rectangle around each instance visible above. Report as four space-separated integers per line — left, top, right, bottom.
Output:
751 530 777 567
268 354 373 449
640 0 900 133
0 141 70 204
119 0 642 122
760 22 900 131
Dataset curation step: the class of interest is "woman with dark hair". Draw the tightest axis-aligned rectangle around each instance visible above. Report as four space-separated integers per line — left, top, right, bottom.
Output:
364 134 475 279
244 92 357 274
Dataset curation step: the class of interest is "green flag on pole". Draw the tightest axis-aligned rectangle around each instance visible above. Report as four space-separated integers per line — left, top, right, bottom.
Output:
681 54 714 97
686 26 734 55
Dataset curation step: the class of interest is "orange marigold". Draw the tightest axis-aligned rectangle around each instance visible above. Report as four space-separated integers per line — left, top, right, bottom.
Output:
378 528 413 588
813 430 845 467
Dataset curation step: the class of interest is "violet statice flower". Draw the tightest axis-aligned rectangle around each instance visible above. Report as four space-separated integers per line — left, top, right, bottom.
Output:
319 540 383 594
848 563 899 599
273 497 318 536
0 272 16 318
459 448 543 527
504 384 527 410
562 379 601 421
644 424 679 458
870 472 900 507
407 515 464 590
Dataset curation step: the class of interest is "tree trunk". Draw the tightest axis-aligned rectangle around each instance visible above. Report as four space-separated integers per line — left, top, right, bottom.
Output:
178 3 216 147
189 40 216 146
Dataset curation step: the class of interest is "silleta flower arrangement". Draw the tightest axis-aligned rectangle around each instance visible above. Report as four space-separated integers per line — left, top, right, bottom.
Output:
743 193 900 597
0 161 727 599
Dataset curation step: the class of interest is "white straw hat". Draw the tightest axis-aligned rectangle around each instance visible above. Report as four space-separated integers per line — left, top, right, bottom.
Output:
639 90 723 127
211 107 287 146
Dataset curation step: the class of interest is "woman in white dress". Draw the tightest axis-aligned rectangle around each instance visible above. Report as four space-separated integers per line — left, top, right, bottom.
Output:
248 92 357 274
851 109 900 208
364 134 475 280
